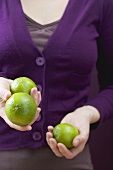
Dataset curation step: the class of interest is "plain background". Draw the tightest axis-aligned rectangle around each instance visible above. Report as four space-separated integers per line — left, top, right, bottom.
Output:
88 67 113 170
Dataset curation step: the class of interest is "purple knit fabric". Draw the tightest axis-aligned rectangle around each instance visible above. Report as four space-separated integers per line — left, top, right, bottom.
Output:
0 0 113 150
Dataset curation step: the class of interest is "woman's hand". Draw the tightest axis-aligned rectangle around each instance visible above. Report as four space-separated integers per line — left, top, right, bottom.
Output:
46 105 100 159
0 77 41 131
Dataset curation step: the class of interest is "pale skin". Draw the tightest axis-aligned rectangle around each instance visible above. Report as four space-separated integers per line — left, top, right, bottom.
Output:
0 0 101 159
20 0 69 25
46 106 100 159
0 77 41 131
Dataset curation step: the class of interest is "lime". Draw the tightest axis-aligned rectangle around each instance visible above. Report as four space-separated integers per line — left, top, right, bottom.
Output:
5 93 37 126
53 123 79 149
10 77 36 94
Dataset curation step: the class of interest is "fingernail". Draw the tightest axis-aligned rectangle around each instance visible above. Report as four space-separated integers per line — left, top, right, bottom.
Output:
28 126 32 131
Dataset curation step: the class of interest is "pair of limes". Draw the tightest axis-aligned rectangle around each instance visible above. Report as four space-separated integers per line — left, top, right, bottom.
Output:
5 77 37 126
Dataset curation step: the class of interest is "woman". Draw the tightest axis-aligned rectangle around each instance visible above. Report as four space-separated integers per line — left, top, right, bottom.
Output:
0 0 113 169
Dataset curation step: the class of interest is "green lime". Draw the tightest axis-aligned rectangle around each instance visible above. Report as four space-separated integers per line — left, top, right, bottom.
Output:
5 93 37 126
10 77 36 94
53 123 79 149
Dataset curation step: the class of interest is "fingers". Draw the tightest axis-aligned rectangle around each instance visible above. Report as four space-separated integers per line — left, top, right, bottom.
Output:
0 77 13 89
46 131 63 157
57 142 85 159
30 87 41 106
60 133 87 159
0 78 42 131
73 122 89 146
47 133 86 159
48 125 54 132
57 143 74 159
8 79 13 84
73 134 88 148
29 107 41 125
0 77 13 101
1 108 41 131
46 126 54 144
46 130 85 159
46 124 89 159
49 138 63 157
0 104 41 131
0 88 11 101
0 108 32 131
46 126 63 157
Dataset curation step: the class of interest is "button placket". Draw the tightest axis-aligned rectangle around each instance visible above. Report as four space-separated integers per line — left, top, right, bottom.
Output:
37 84 42 92
36 114 41 122
36 57 45 66
33 131 42 141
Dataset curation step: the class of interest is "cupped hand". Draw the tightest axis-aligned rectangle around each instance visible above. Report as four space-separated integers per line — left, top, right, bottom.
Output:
0 77 41 131
46 105 100 159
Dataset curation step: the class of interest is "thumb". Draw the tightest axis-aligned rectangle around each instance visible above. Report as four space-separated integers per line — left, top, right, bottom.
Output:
73 128 89 147
0 88 11 101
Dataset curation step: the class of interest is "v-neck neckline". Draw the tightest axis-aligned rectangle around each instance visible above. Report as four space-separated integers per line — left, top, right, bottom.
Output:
25 14 59 29
19 0 71 56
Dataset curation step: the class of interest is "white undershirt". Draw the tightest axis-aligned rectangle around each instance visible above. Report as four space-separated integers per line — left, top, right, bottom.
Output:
20 0 69 25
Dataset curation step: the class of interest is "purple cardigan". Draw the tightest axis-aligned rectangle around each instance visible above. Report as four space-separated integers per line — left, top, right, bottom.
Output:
0 0 113 150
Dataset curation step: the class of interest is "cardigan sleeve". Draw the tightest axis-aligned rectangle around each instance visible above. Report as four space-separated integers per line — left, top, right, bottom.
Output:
86 0 113 124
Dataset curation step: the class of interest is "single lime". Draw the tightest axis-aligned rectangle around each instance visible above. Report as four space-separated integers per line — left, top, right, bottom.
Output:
10 77 36 94
53 123 79 149
5 93 37 126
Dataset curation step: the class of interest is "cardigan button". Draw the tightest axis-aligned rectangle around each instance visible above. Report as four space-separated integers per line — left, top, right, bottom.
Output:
37 84 42 92
33 132 42 141
36 114 41 122
36 57 45 66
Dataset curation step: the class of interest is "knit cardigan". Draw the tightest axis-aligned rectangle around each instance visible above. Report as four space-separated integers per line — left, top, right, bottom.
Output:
0 0 113 150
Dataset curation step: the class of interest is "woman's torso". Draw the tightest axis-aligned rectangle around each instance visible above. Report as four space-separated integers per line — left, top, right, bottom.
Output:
0 0 110 150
